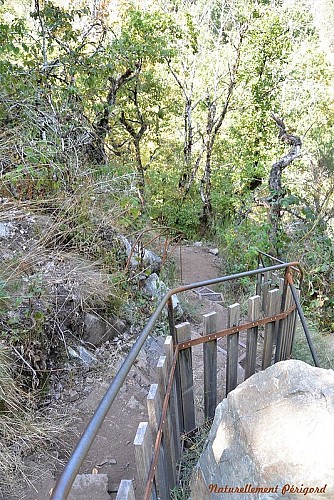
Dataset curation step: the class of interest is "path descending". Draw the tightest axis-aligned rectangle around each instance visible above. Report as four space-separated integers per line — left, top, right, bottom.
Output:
14 243 231 500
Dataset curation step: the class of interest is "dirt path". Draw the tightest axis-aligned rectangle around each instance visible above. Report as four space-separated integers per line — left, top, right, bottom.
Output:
173 243 222 286
15 243 232 500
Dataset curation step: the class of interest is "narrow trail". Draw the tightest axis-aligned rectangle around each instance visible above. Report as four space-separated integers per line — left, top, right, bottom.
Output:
16 243 233 500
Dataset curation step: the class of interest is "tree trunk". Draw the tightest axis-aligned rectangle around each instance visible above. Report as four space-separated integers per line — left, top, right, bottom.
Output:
268 114 302 256
120 102 148 206
86 63 141 164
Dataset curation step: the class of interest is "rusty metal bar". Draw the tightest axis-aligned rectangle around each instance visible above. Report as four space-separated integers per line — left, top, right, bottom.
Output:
258 254 304 290
51 261 304 499
177 305 296 350
286 274 320 367
258 251 302 279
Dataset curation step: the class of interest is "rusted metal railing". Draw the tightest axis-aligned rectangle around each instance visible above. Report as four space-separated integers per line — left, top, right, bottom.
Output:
51 260 318 500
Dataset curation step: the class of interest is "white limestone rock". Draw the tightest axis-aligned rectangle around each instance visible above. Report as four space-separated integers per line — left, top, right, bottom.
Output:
190 360 334 499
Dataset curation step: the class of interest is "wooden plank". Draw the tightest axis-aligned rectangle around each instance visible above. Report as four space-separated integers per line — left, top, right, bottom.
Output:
175 322 195 433
262 288 280 369
275 278 288 362
262 271 270 314
164 336 181 462
203 312 217 420
147 384 169 500
134 422 157 500
287 287 300 357
256 268 262 296
116 480 136 500
157 356 177 488
245 295 261 379
281 286 299 360
280 285 292 359
226 303 240 395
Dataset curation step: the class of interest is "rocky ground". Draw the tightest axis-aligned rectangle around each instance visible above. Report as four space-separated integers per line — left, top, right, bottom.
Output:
1 212 233 500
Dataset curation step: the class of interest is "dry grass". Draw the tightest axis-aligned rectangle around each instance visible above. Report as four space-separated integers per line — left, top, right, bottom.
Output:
0 344 66 494
171 420 212 500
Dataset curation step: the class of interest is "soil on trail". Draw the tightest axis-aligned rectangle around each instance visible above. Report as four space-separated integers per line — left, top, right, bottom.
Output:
15 243 229 500
173 243 223 286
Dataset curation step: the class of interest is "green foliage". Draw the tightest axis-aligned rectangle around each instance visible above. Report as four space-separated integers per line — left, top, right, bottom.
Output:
217 214 272 274
1 0 334 333
286 227 334 332
148 167 202 238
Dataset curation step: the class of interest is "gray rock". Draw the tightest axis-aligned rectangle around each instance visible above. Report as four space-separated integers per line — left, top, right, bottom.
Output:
84 313 108 346
68 473 110 500
143 273 183 316
119 234 162 273
190 360 334 500
0 222 14 238
83 313 125 346
116 480 135 500
76 345 98 366
143 273 167 300
208 248 219 256
67 345 97 367
67 389 80 402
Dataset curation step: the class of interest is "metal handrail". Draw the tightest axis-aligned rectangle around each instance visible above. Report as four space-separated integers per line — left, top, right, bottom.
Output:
257 250 303 285
51 260 315 499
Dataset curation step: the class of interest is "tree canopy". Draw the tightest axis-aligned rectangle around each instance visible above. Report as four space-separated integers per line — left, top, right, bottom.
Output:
1 0 334 327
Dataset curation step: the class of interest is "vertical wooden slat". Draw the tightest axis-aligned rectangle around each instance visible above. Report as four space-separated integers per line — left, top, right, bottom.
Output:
280 285 292 359
262 271 270 314
164 336 181 462
256 268 262 296
175 322 195 433
203 312 217 420
134 422 157 500
275 277 288 362
147 384 169 500
287 287 300 357
280 286 299 360
245 295 261 379
116 480 136 500
156 356 176 488
262 288 280 369
226 303 240 395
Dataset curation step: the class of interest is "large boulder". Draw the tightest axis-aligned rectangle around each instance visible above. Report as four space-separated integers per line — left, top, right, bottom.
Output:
190 360 334 499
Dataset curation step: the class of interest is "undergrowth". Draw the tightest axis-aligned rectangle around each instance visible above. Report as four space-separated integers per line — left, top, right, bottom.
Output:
171 420 212 500
292 321 334 369
0 344 65 494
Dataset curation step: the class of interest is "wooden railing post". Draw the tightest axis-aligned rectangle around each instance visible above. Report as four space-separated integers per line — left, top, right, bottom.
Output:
203 312 217 420
147 384 169 500
134 422 157 500
164 337 181 462
277 286 299 361
245 295 261 379
226 303 240 395
262 288 281 369
275 277 288 361
116 480 136 500
262 271 270 314
156 356 177 488
175 322 195 433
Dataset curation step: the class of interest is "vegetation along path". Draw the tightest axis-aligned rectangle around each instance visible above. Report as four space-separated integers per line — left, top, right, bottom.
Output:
12 243 226 500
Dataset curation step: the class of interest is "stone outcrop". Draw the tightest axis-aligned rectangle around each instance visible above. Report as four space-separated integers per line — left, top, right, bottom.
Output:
119 234 162 273
190 360 334 499
142 272 183 315
83 313 127 346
